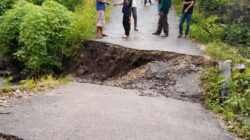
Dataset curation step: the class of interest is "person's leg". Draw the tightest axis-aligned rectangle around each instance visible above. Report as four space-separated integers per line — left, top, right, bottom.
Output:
101 11 108 37
123 14 130 37
178 12 186 37
162 12 169 36
144 0 147 5
126 15 131 36
148 0 152 4
185 13 192 36
132 7 138 31
123 14 127 36
153 12 163 35
100 27 103 36
96 26 100 37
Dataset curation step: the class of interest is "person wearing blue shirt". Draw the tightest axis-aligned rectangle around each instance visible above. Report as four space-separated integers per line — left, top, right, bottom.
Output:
96 0 111 38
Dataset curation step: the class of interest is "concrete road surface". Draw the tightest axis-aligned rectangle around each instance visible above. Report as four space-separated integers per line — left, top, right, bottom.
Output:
0 82 234 140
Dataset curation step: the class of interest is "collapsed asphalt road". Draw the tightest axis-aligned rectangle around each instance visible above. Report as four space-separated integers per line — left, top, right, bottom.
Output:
74 41 213 103
0 1 237 139
0 41 236 140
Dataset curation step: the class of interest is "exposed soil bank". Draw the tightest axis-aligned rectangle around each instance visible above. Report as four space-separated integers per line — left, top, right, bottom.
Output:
70 40 215 102
0 133 23 140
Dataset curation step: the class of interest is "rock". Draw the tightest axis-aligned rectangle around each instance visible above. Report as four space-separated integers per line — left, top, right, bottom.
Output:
77 69 86 75
219 60 232 81
234 64 246 73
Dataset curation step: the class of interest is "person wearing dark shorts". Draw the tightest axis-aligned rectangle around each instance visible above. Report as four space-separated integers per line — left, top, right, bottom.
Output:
114 0 133 38
152 0 172 37
178 0 194 38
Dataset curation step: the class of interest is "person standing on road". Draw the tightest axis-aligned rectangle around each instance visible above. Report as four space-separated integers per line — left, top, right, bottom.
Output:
178 0 195 38
132 0 139 31
152 0 172 37
114 0 133 38
96 0 111 38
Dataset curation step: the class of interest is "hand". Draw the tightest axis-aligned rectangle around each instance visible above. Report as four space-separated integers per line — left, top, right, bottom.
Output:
184 9 188 13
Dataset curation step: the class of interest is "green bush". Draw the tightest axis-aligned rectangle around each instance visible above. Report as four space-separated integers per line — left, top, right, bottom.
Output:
0 0 32 58
67 1 96 44
189 24 210 44
0 0 74 76
28 0 82 11
16 0 73 75
202 16 226 41
202 67 250 139
0 0 14 16
225 23 249 45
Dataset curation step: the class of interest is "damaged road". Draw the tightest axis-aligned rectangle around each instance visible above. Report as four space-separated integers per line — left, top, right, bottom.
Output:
0 41 236 140
0 1 237 139
74 41 214 103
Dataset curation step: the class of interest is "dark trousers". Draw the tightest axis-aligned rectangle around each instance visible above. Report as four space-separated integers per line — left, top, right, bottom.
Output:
132 7 137 29
144 0 152 5
179 12 192 35
155 11 169 35
123 14 131 36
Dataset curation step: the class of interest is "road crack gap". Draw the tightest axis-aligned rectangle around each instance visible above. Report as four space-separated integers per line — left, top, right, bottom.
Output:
70 40 215 103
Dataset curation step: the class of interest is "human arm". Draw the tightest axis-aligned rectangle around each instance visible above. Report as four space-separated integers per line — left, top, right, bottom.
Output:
99 0 111 5
114 0 124 6
182 0 192 5
184 0 194 12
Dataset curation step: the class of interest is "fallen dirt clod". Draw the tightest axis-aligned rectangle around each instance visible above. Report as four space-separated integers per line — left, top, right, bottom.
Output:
71 40 215 102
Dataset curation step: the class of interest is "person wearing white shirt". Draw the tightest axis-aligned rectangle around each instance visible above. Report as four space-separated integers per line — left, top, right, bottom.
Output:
132 0 139 31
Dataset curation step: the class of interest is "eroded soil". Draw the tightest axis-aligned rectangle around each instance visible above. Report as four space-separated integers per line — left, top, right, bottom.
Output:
0 133 23 140
71 40 215 102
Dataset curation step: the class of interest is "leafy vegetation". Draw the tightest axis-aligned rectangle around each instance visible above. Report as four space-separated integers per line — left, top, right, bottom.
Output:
0 0 14 16
174 0 250 58
201 67 250 139
17 1 73 75
0 0 105 77
173 0 250 139
28 0 83 11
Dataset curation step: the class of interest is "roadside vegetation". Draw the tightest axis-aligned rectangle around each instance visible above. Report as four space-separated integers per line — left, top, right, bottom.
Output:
174 0 250 139
0 0 110 96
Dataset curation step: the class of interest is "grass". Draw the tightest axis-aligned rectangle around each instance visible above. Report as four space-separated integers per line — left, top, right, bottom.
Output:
0 75 73 97
68 0 112 43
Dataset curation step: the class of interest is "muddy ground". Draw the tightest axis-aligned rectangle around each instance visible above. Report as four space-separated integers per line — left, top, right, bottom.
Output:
71 40 215 103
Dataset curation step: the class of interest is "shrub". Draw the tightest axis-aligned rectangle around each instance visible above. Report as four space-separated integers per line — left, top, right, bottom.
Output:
202 16 226 41
67 0 97 44
28 0 82 11
16 0 73 75
0 0 33 58
0 0 14 16
225 23 249 45
189 24 210 44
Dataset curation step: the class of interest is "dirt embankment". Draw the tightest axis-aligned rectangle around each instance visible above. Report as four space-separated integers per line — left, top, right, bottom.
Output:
70 40 215 102
0 133 23 140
